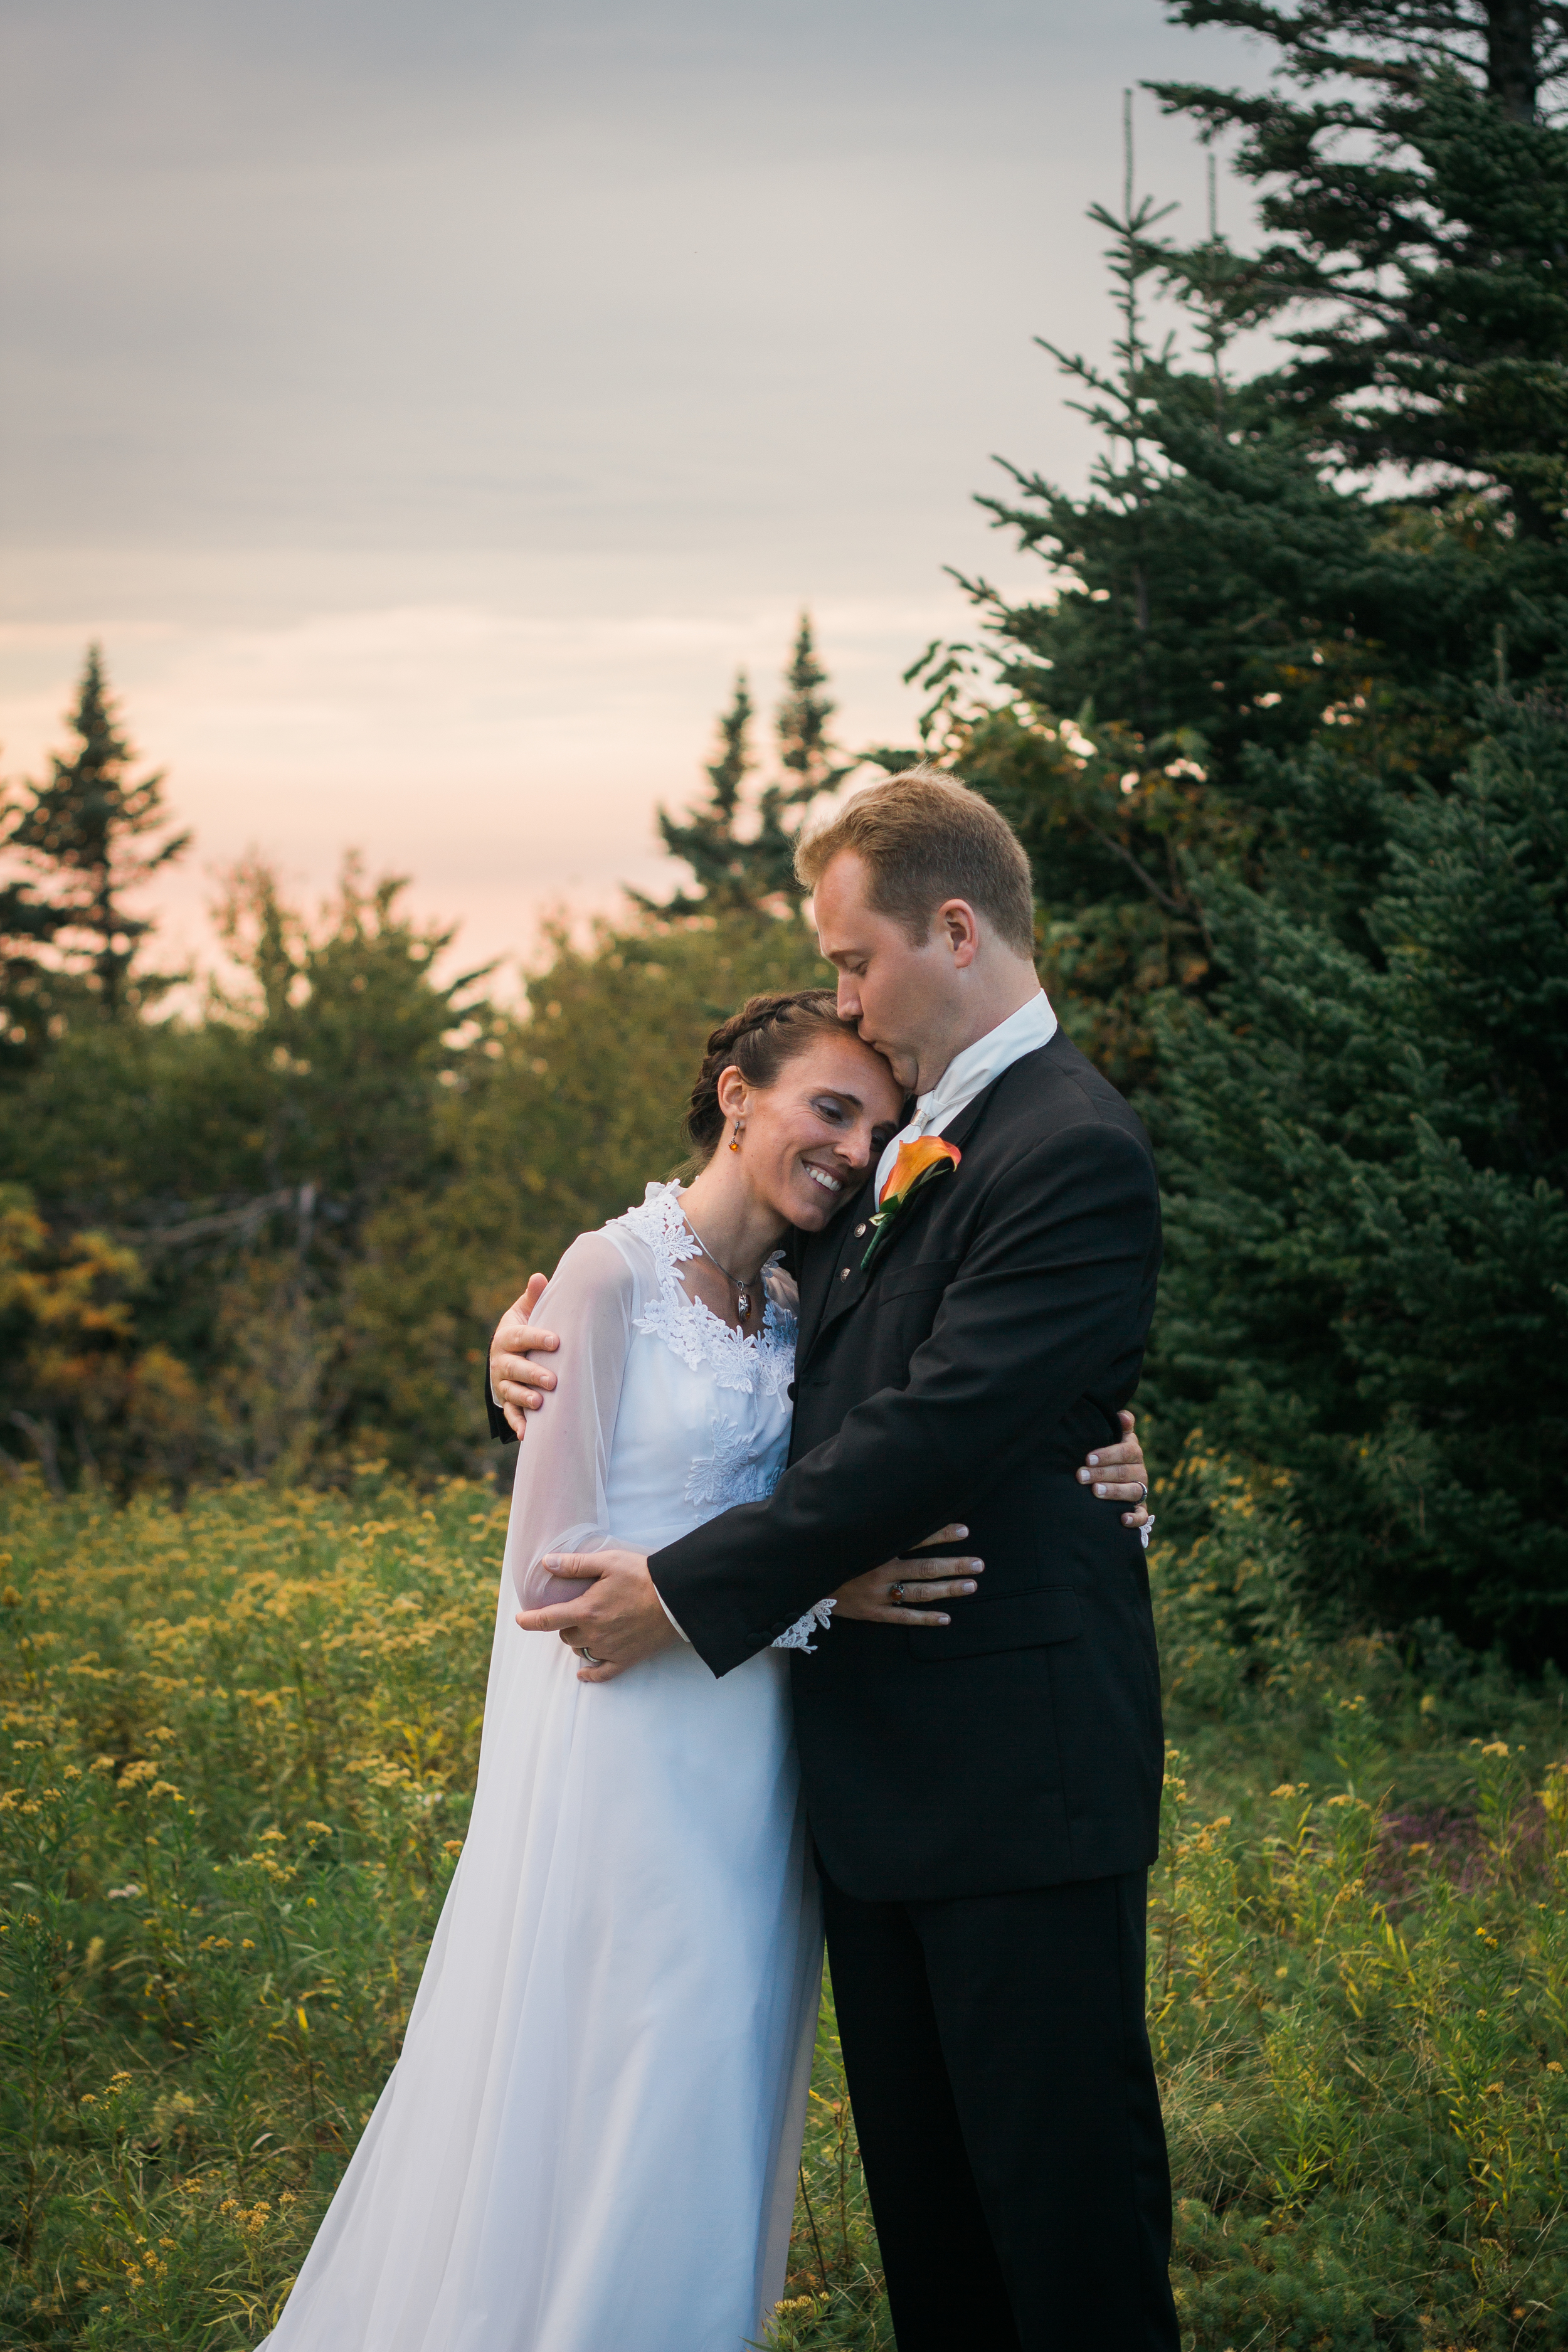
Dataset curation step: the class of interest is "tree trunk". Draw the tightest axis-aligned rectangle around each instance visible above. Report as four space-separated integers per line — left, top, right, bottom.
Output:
1486 0 1539 121
94 859 119 1015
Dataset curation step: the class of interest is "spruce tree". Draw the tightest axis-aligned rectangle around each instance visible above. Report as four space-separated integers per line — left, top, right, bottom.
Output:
10 647 189 1018
642 670 803 916
642 617 846 918
0 792 69 1074
775 613 844 803
1153 1 1568 548
896 8 1568 1084
879 105 1392 1082
1150 689 1568 1658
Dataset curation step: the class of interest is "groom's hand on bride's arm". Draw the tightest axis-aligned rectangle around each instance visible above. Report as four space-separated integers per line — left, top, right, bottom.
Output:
514 1549 677 1683
1076 1409 1153 1530
489 1274 559 1439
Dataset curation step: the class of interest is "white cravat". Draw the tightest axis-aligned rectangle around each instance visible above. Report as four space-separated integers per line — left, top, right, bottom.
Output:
874 989 1057 1202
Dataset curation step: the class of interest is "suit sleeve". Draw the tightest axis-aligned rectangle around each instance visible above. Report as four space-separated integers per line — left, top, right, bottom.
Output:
487 1375 516 1445
648 1119 1160 1676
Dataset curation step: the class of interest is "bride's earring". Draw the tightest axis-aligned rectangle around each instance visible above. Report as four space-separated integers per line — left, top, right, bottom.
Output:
729 1118 744 1153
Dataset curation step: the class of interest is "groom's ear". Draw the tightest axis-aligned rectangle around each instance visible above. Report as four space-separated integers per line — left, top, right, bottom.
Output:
935 898 982 969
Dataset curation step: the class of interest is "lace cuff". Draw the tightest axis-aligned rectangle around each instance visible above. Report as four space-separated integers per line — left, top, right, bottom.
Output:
771 1597 835 1653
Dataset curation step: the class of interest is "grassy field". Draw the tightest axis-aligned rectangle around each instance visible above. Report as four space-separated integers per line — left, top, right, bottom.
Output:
2 1468 1565 2351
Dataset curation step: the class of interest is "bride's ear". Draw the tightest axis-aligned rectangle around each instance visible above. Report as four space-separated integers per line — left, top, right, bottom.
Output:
714 1065 750 1123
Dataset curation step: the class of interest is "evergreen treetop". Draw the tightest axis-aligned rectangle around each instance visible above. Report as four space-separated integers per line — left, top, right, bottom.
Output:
642 616 850 918
9 647 190 1020
776 613 843 802
1152 1 1568 538
888 2 1568 1088
642 670 805 916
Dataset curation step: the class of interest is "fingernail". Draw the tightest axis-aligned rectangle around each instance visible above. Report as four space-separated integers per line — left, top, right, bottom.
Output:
936 1614 950 1625
1094 1483 1107 1496
1088 1454 1099 1466
1077 1468 1089 1483
960 1581 976 1593
954 1525 968 1537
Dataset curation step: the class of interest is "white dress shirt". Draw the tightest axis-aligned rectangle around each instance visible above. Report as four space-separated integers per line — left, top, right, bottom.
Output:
874 988 1057 1201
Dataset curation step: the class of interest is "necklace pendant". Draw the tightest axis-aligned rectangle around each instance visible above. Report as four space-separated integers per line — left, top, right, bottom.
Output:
736 1291 750 1317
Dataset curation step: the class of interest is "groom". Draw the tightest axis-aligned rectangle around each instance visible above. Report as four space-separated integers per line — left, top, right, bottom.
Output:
494 767 1176 2351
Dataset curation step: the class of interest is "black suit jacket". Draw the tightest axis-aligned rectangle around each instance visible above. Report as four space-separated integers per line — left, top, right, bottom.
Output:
646 1030 1165 1904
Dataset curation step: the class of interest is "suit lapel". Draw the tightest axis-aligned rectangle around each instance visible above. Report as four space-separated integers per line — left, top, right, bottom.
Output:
798 1041 1056 1365
796 1171 876 1364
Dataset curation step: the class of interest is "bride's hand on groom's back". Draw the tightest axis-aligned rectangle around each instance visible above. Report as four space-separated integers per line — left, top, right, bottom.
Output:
838 1416 1155 1626
834 1529 983 1624
490 1274 559 1438
1078 1410 1153 1530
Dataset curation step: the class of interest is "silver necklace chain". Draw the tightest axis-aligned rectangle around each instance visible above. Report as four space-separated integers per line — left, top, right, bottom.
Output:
681 1211 764 1320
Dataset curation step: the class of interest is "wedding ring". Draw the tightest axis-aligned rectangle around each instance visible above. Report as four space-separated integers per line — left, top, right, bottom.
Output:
1135 1483 1149 1503
580 1648 607 1666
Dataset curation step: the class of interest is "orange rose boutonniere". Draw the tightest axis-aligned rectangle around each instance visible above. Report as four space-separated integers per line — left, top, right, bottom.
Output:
861 1136 962 1271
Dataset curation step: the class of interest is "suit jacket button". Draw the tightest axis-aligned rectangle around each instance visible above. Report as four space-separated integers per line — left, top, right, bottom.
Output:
840 1266 851 1280
787 1380 797 1399
854 1222 867 1237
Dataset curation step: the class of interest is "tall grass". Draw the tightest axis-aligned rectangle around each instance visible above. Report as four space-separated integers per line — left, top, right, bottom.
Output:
3 1470 1565 2350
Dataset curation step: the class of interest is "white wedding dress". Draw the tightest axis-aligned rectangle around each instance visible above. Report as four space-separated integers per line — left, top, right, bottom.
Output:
263 1184 830 2352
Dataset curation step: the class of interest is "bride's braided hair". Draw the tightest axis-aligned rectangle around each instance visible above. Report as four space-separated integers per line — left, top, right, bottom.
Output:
684 990 860 1162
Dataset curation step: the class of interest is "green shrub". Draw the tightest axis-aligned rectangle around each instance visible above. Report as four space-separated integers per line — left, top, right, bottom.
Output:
3 1476 1565 2351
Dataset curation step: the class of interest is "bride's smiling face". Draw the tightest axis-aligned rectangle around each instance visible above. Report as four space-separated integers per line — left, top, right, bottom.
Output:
716 1032 904 1231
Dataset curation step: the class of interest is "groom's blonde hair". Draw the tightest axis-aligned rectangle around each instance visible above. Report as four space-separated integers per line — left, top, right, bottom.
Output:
795 763 1037 958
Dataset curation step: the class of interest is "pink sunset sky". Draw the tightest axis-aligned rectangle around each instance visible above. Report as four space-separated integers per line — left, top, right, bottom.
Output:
2 0 1258 992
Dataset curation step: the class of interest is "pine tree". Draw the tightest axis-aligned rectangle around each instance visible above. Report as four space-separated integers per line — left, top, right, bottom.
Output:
0 790 70 1074
877 102 1382 1082
775 612 844 803
642 618 847 918
10 647 189 1019
1150 688 1568 1657
1152 1 1568 548
892 10 1568 1086
644 674 773 914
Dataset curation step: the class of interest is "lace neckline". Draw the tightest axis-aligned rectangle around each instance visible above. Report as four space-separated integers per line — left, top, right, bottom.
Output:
617 1182 795 1396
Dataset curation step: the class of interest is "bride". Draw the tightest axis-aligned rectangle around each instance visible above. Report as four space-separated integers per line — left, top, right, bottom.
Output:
262 989 1146 2352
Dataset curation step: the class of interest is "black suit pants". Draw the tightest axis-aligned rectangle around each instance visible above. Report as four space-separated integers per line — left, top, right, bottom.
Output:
820 1865 1179 2352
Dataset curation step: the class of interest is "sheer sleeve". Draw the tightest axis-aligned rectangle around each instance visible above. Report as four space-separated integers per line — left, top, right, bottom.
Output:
501 1229 638 1613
